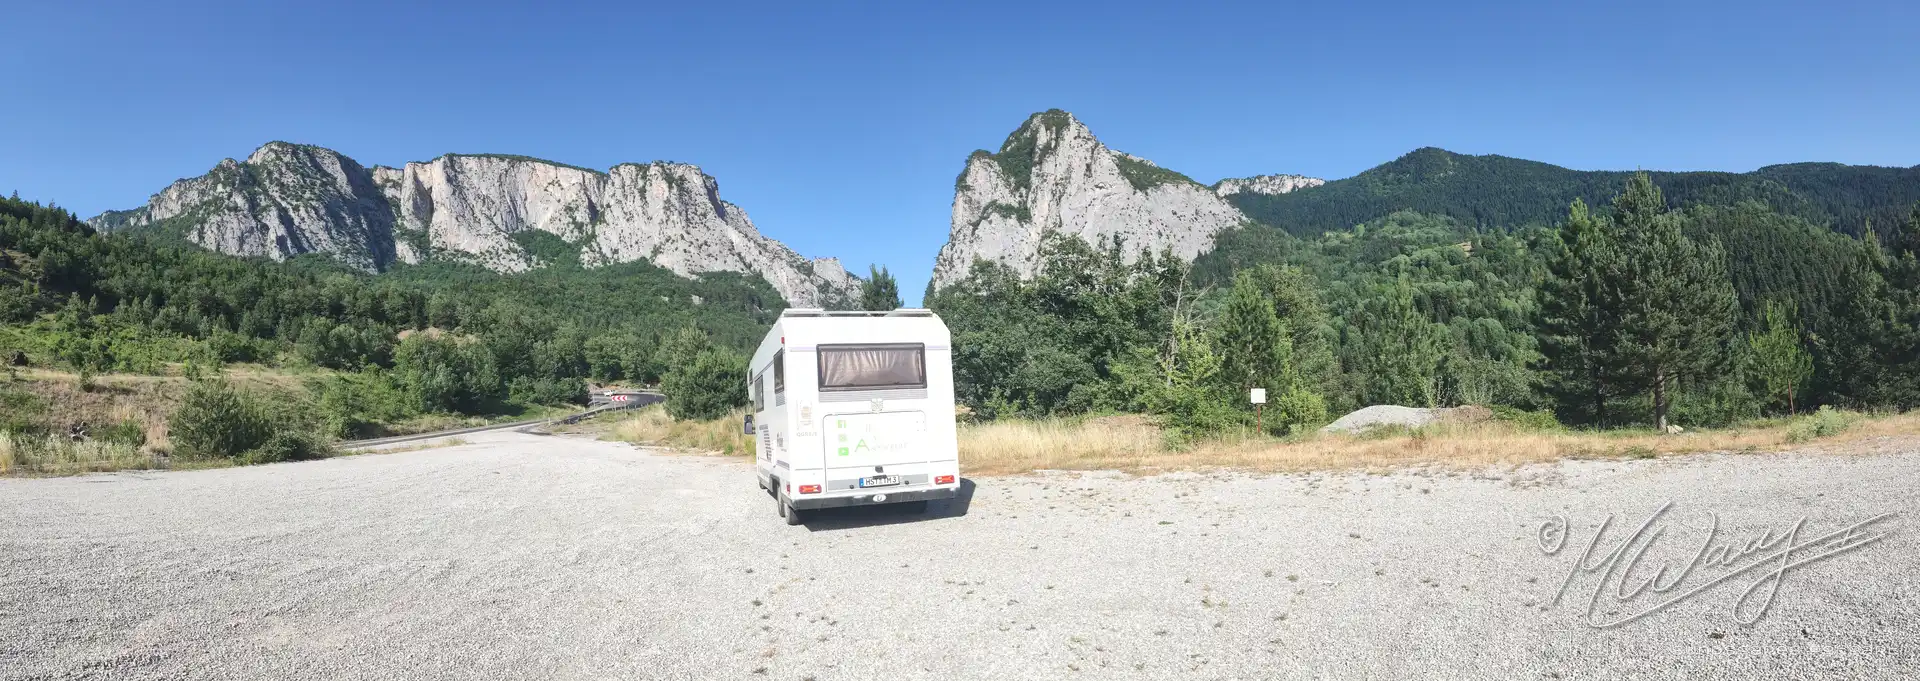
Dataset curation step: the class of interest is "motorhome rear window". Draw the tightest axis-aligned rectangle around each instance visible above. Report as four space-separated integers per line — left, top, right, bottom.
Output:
816 343 926 391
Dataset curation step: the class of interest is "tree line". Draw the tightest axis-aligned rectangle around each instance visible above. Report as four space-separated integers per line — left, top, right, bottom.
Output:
7 169 1918 442
1230 147 1920 240
932 173 1920 435
0 194 787 437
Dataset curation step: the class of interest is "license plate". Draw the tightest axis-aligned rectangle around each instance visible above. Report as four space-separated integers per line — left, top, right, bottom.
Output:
859 475 903 488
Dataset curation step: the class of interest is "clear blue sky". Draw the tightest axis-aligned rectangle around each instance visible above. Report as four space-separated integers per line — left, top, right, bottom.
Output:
5 0 1916 302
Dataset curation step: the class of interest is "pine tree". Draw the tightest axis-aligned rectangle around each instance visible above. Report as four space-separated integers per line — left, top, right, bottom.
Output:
1606 173 1740 431
1246 264 1339 402
1215 270 1291 394
1347 278 1447 408
860 265 902 311
1536 198 1625 424
1879 205 1920 407
1811 231 1896 407
1747 300 1813 413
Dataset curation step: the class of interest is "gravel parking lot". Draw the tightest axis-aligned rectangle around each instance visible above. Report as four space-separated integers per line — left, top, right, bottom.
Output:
3 431 1916 680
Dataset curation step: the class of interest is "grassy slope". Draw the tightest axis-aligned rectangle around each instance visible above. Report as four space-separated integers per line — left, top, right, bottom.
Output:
0 366 582 476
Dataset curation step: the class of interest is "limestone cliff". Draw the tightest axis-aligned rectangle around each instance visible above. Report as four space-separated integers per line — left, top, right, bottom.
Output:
93 143 857 307
1213 174 1324 197
931 111 1250 289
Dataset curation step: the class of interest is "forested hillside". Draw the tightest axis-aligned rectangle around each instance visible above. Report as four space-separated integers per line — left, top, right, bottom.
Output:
1 194 785 440
1229 147 1920 237
933 174 1920 437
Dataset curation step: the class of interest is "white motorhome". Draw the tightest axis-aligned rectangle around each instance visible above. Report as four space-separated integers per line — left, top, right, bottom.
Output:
747 308 961 525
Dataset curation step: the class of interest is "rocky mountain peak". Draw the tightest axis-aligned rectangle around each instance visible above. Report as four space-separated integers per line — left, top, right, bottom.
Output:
90 143 858 307
932 110 1246 288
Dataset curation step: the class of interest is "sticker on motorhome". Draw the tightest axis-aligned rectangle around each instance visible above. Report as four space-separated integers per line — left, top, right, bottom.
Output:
796 402 816 436
826 412 925 458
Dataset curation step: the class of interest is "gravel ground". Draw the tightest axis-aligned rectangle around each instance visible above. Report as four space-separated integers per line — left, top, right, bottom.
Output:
3 431 1916 680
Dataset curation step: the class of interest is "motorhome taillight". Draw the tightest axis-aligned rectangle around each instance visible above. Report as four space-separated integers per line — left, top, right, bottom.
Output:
798 484 821 494
935 475 955 485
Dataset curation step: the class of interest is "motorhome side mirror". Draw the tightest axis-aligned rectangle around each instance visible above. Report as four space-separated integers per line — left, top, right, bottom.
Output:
744 414 755 435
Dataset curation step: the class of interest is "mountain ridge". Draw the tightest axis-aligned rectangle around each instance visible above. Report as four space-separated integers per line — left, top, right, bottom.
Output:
1233 146 1920 235
932 110 1314 289
90 142 859 307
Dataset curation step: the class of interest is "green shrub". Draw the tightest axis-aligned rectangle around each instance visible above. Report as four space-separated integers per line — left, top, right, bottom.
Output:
1669 379 1761 428
0 387 46 435
1490 405 1563 431
662 348 747 420
1155 385 1245 447
240 430 331 464
1269 385 1329 435
393 334 503 414
1785 406 1858 443
168 380 275 459
508 375 587 407
312 371 420 439
92 420 147 448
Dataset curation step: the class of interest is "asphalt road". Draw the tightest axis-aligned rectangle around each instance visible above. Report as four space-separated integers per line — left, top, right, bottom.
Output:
3 431 1916 680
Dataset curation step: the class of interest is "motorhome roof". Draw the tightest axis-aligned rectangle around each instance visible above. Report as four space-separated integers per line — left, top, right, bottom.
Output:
779 308 935 318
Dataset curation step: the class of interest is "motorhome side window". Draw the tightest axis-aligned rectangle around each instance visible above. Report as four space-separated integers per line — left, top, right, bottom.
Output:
773 350 785 394
817 343 927 391
751 372 764 412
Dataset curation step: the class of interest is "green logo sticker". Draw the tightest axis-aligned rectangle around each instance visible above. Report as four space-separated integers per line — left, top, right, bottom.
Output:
837 447 849 456
855 439 869 452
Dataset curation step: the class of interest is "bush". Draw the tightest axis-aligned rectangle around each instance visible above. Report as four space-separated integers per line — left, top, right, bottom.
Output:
662 348 747 420
1490 405 1563 431
0 387 46 436
1156 384 1245 447
1785 406 1858 443
509 375 587 407
92 420 147 448
393 334 503 414
168 380 275 459
240 430 332 464
1269 385 1329 435
312 371 419 439
1669 379 1761 429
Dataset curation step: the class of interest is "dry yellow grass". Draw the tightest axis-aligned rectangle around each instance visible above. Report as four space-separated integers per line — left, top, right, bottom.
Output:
5 366 314 456
0 431 157 476
959 411 1920 476
957 414 1167 474
563 404 1920 477
605 406 754 456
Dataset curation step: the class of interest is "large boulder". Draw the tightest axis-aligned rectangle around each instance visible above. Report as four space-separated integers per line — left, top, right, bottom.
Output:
1320 405 1440 434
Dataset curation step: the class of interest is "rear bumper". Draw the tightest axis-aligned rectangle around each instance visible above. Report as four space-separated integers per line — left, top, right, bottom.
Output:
790 485 958 510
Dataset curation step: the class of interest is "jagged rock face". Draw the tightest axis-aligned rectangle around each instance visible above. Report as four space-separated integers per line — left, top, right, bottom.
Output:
94 144 396 270
94 143 857 307
1213 174 1324 197
932 111 1249 289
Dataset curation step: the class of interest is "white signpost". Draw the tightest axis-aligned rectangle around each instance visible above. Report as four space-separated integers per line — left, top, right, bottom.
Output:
1251 388 1267 433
